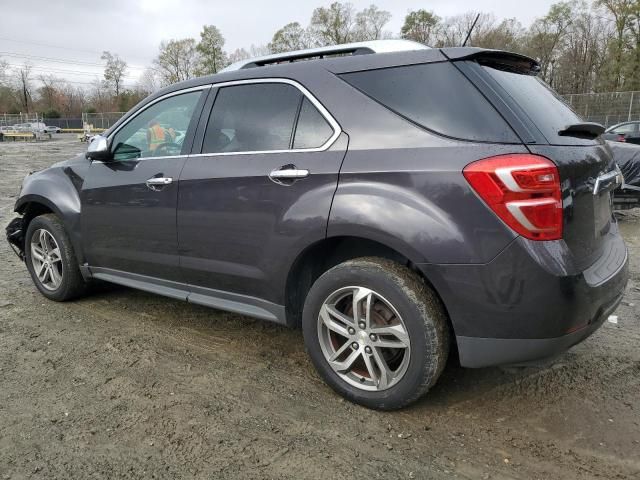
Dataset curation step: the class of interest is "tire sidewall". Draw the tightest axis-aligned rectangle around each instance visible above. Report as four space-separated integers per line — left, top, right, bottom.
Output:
25 215 75 301
302 260 442 410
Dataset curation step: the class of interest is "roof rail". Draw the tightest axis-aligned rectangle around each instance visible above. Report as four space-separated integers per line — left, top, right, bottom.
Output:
221 39 429 72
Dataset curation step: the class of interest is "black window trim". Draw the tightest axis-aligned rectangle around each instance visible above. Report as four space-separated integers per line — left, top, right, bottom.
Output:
193 78 342 157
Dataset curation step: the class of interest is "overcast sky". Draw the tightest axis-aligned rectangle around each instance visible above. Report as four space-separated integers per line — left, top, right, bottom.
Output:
0 0 558 88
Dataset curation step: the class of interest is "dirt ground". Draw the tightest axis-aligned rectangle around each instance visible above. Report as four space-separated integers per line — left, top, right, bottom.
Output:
0 134 638 480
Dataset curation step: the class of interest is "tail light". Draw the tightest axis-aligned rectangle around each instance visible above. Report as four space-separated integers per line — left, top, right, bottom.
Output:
463 154 562 241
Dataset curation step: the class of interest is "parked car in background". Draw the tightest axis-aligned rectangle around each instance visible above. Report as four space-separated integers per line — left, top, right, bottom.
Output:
12 122 46 133
5 40 629 410
602 121 640 144
44 125 62 133
608 141 640 209
12 123 31 132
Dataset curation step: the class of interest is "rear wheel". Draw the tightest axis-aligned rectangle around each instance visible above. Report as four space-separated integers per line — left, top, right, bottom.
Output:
302 257 449 410
25 214 87 301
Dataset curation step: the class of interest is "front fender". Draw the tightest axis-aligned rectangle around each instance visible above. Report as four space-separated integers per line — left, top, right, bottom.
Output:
15 163 86 263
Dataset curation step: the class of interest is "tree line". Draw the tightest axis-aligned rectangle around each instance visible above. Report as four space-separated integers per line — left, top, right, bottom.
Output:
1 0 638 118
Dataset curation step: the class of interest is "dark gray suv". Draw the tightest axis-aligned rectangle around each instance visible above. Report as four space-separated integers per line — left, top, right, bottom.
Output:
6 40 629 410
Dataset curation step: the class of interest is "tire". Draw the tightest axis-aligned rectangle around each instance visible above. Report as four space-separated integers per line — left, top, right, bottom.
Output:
302 257 449 410
24 214 87 301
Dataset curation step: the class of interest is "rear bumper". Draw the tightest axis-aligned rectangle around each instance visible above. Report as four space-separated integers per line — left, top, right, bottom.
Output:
456 292 622 367
419 227 629 368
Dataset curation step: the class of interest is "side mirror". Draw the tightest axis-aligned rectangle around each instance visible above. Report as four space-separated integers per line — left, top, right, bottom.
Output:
85 135 111 161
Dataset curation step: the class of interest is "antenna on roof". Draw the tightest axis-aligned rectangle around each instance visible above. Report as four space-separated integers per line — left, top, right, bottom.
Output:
462 14 481 47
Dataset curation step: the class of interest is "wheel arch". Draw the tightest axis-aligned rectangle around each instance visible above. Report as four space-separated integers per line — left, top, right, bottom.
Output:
15 194 85 266
284 235 453 337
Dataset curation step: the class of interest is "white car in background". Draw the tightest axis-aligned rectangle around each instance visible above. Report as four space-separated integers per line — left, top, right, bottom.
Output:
12 122 47 133
44 125 62 133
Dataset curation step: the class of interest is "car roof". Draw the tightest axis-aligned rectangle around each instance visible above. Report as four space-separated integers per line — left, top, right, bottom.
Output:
106 42 538 136
152 44 536 96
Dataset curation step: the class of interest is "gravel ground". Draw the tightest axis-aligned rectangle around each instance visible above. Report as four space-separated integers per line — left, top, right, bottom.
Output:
0 134 639 479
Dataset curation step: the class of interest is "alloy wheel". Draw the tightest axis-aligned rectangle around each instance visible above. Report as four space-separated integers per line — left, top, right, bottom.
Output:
30 229 63 291
317 286 411 391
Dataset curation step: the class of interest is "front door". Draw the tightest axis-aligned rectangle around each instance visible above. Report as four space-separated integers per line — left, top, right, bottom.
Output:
177 81 347 305
81 89 207 282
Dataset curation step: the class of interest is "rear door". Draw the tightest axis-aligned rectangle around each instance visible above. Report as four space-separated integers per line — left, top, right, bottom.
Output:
177 79 347 306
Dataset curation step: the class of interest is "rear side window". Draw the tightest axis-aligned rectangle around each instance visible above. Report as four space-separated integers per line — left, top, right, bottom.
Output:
294 98 334 149
481 64 589 145
203 83 301 154
340 62 518 143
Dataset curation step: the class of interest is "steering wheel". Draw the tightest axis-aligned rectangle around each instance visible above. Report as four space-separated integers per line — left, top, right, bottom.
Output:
152 142 182 157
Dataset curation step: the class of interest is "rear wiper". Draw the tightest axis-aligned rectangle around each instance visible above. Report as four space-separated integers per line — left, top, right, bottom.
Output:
558 122 605 139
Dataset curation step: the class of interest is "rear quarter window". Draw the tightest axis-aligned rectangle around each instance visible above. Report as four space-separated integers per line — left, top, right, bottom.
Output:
340 62 519 143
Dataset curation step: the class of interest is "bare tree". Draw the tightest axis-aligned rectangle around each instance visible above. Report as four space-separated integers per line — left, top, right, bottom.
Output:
353 5 392 41
16 64 32 113
196 25 228 75
38 74 59 111
401 10 440 45
138 68 159 94
269 22 313 53
154 39 198 86
101 51 127 97
309 2 356 45
435 12 498 47
227 48 252 64
0 59 8 86
249 44 271 57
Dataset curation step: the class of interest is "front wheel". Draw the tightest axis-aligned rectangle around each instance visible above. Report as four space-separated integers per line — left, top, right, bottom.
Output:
302 258 449 410
25 214 87 301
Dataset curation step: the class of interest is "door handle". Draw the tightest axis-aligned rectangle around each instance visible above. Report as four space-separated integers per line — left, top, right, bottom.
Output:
146 177 173 190
269 167 310 181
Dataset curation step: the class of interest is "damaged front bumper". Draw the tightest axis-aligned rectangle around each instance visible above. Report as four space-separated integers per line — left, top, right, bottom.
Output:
6 217 25 260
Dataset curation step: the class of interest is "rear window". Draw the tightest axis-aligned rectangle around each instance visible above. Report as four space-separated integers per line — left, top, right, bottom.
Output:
481 64 589 145
340 62 519 143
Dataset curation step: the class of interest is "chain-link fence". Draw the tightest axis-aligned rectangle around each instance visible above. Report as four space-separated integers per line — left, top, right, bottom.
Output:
0 112 125 130
0 113 43 127
81 112 125 130
563 91 640 127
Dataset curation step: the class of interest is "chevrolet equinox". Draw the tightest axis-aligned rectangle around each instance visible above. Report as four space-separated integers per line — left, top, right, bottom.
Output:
6 40 629 409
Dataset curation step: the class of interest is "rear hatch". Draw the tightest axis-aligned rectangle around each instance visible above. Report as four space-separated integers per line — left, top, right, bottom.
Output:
457 53 619 267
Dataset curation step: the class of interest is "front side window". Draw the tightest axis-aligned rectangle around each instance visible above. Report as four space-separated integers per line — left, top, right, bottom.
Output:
111 91 202 161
